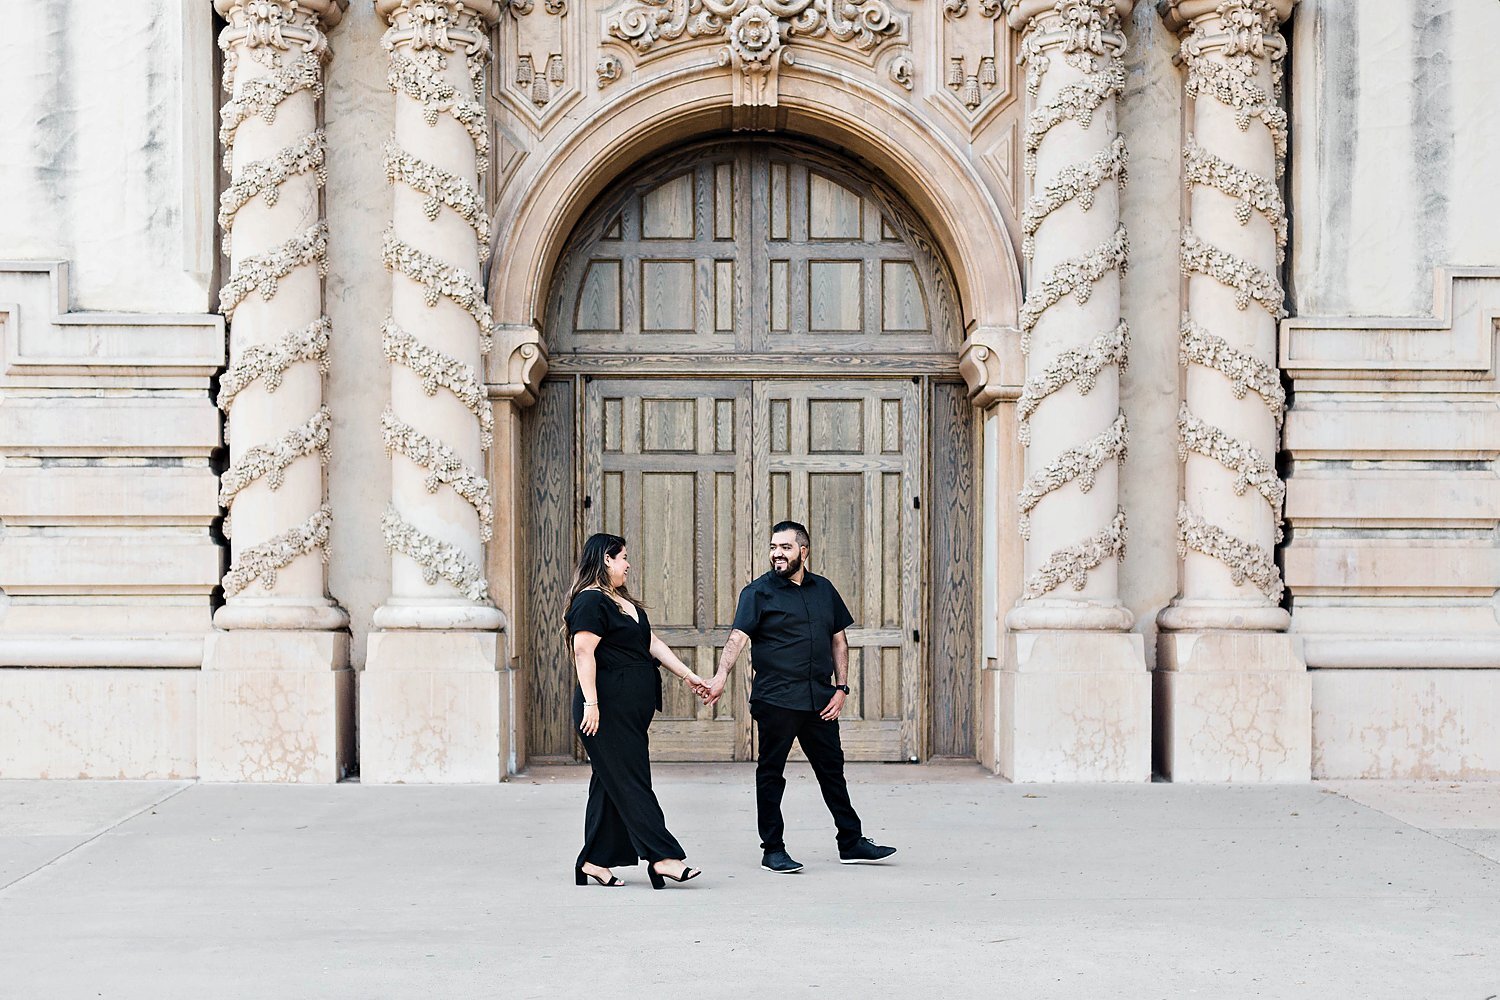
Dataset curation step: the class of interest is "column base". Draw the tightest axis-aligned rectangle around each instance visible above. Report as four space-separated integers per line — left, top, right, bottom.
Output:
214 598 349 631
998 631 1150 782
198 630 353 782
372 599 506 631
1007 599 1134 632
360 630 511 783
1158 599 1290 632
1155 631 1310 782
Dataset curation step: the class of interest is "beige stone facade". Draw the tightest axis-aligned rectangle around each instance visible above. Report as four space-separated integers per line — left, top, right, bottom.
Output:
0 0 1496 781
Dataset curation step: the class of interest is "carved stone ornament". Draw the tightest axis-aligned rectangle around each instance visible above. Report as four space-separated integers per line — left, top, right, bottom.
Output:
1023 508 1127 601
605 0 905 106
1016 319 1128 443
382 319 495 448
1017 413 1128 539
381 507 490 602
1176 503 1282 602
381 408 495 541
222 506 334 597
596 53 625 86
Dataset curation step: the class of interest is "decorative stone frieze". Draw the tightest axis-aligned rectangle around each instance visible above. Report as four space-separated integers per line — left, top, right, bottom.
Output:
375 0 504 629
604 0 906 107
1005 0 1132 628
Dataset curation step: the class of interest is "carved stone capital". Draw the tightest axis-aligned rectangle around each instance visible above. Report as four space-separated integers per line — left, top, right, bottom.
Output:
377 0 504 50
1004 0 1133 45
488 323 549 406
959 325 1023 407
1159 0 1295 53
216 0 348 60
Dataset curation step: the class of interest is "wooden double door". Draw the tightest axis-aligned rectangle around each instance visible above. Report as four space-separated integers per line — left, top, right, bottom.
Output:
575 377 921 762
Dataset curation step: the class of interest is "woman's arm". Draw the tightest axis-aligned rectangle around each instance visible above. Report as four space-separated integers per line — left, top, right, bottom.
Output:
573 631 602 735
649 632 705 688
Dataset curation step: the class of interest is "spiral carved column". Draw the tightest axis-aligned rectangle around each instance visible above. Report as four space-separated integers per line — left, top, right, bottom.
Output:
1155 0 1309 782
997 0 1148 782
1006 0 1133 632
201 0 352 783
364 0 510 783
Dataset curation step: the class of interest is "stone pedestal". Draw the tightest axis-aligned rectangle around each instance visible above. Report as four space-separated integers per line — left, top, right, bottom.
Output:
1155 631 1309 781
360 631 510 783
999 631 1149 782
198 630 353 782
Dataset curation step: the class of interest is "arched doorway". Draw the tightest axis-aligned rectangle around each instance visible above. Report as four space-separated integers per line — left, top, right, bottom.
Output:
520 138 975 763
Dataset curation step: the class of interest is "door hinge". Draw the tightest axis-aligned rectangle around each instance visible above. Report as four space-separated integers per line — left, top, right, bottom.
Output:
912 496 921 510
583 495 592 509
913 629 920 643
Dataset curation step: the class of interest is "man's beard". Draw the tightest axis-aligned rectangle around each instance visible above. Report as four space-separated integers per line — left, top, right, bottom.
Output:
772 553 803 578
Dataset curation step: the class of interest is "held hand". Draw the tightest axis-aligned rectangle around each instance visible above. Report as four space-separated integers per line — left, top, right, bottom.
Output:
579 704 600 737
819 690 846 722
704 672 728 707
684 672 710 700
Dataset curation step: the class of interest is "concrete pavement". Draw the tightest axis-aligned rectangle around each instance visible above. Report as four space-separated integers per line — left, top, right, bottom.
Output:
2 765 1499 999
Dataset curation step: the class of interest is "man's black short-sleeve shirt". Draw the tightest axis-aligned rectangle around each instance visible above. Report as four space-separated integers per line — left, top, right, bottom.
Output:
732 571 855 711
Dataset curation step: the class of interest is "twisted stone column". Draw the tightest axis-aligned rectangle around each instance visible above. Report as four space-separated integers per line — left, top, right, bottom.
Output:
364 0 509 783
373 0 503 631
997 0 1148 782
1155 0 1309 782
214 0 347 630
201 0 351 783
1006 0 1133 632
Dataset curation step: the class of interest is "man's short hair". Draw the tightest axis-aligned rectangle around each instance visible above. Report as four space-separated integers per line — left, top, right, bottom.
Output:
771 520 810 549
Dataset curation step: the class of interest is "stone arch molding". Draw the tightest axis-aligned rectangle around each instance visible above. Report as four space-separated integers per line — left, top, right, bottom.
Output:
485 67 1024 402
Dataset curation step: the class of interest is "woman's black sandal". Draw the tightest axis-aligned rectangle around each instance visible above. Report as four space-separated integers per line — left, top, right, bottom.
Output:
576 864 625 887
648 863 701 890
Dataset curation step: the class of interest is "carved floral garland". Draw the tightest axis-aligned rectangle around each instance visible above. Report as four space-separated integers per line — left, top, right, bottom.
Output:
380 408 494 541
1176 405 1284 527
220 222 330 319
1022 135 1128 261
218 408 332 542
1182 50 1287 172
222 506 332 597
218 130 329 251
384 142 491 248
1017 413 1127 540
219 53 324 163
381 507 490 602
217 316 332 412
1176 503 1282 602
1180 228 1283 317
386 51 491 174
1178 317 1284 426
382 229 495 352
1016 320 1128 445
1023 509 1127 601
381 320 494 449
1014 2 1131 601
1182 136 1285 258
1018 224 1129 353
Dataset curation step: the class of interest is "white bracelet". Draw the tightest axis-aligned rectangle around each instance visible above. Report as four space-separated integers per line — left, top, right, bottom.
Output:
583 700 598 707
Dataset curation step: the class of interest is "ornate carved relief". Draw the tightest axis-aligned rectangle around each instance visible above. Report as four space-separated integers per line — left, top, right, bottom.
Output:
941 0 1011 126
602 0 907 107
502 0 574 121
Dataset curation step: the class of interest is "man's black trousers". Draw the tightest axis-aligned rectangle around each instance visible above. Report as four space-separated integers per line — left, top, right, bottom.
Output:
751 702 863 853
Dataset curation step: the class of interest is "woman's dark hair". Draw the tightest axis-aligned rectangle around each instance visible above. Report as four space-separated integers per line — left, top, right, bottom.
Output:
562 533 646 644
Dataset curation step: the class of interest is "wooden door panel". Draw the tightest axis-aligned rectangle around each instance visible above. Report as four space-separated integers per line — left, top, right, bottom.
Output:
584 379 753 760
754 380 922 761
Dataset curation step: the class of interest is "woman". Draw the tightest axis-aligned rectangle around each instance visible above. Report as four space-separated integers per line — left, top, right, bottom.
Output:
566 532 706 889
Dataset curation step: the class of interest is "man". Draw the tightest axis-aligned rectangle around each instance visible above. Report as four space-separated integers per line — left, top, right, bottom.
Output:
704 520 897 873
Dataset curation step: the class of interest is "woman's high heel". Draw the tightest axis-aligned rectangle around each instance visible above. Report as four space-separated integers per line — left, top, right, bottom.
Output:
647 862 701 890
576 864 624 887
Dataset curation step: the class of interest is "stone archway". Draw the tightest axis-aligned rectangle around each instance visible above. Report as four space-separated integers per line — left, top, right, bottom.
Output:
513 136 980 764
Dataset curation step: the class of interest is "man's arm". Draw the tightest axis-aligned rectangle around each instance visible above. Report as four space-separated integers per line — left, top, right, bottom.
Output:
705 629 749 706
819 630 850 721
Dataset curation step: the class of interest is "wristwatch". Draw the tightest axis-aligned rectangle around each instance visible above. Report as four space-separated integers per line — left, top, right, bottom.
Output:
833 683 851 695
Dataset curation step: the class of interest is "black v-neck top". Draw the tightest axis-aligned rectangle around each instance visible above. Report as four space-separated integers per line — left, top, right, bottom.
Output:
566 590 654 672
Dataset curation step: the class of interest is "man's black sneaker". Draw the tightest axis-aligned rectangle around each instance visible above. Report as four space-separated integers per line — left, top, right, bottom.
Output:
838 838 897 864
761 850 805 874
